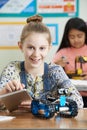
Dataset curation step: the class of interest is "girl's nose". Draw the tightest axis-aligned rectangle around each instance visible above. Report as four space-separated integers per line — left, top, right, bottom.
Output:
33 49 39 56
74 37 79 42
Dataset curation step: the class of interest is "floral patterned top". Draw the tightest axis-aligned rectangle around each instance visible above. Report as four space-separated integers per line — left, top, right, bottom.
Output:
0 61 83 108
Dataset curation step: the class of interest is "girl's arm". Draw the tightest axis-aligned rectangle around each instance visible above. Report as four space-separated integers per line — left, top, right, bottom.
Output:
51 64 84 108
0 61 24 95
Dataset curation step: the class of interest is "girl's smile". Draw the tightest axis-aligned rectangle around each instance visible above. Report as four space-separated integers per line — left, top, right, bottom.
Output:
30 57 41 64
18 32 51 73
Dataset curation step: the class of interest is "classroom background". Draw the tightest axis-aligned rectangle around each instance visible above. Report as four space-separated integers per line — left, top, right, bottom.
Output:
0 0 87 74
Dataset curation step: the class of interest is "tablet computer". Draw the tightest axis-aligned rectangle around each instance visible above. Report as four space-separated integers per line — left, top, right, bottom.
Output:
0 89 32 112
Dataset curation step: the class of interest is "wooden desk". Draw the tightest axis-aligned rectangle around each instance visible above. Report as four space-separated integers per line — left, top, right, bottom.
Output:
0 108 87 129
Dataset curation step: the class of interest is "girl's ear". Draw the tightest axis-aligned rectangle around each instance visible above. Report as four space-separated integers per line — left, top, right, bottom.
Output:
49 44 52 50
18 41 23 50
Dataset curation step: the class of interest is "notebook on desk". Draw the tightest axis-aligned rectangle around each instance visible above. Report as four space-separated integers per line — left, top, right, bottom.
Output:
0 89 32 112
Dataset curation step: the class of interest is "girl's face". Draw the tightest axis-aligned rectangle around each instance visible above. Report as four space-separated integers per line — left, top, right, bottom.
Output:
19 32 51 69
68 29 86 48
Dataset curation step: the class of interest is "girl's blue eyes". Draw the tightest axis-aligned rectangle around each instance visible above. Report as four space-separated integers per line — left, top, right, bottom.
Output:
40 47 45 50
28 46 33 49
27 46 46 50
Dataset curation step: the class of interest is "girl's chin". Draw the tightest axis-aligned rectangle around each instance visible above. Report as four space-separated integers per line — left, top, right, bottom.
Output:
31 60 40 65
31 65 41 68
31 62 41 67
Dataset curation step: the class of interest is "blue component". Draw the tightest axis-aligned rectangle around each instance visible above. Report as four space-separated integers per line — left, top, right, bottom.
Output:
55 105 59 111
31 100 39 114
60 95 66 106
31 100 51 118
45 111 50 118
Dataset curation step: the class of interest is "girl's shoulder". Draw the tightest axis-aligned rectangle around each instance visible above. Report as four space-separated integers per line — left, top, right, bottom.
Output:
47 63 68 79
56 47 71 56
5 61 21 68
58 47 71 52
2 61 22 73
48 63 64 72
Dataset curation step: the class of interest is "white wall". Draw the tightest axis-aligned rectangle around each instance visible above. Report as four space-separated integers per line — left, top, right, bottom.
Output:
0 0 87 74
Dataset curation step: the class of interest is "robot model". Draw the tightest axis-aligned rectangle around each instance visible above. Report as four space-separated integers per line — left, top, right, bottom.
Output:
67 56 87 79
31 87 78 119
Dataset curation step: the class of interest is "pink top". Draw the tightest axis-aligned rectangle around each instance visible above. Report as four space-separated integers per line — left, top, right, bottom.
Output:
52 45 87 74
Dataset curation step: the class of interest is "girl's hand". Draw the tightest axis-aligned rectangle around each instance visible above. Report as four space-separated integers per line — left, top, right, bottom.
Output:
18 100 31 111
79 91 87 96
80 73 87 80
2 80 25 94
55 56 69 67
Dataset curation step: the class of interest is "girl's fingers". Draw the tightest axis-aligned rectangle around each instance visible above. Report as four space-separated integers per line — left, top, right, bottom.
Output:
12 80 22 90
18 100 31 111
18 83 25 90
4 80 25 93
8 81 16 91
5 83 13 92
20 100 31 105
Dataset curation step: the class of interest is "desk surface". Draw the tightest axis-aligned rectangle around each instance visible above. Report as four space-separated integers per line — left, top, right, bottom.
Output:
0 108 87 129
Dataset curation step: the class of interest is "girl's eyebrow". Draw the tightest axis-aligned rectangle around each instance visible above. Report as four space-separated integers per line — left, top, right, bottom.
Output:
40 45 49 46
26 43 49 47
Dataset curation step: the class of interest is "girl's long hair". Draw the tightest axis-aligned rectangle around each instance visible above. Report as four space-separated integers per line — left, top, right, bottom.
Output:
57 17 87 52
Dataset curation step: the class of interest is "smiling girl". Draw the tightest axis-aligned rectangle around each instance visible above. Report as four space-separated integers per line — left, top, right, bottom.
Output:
0 15 83 110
